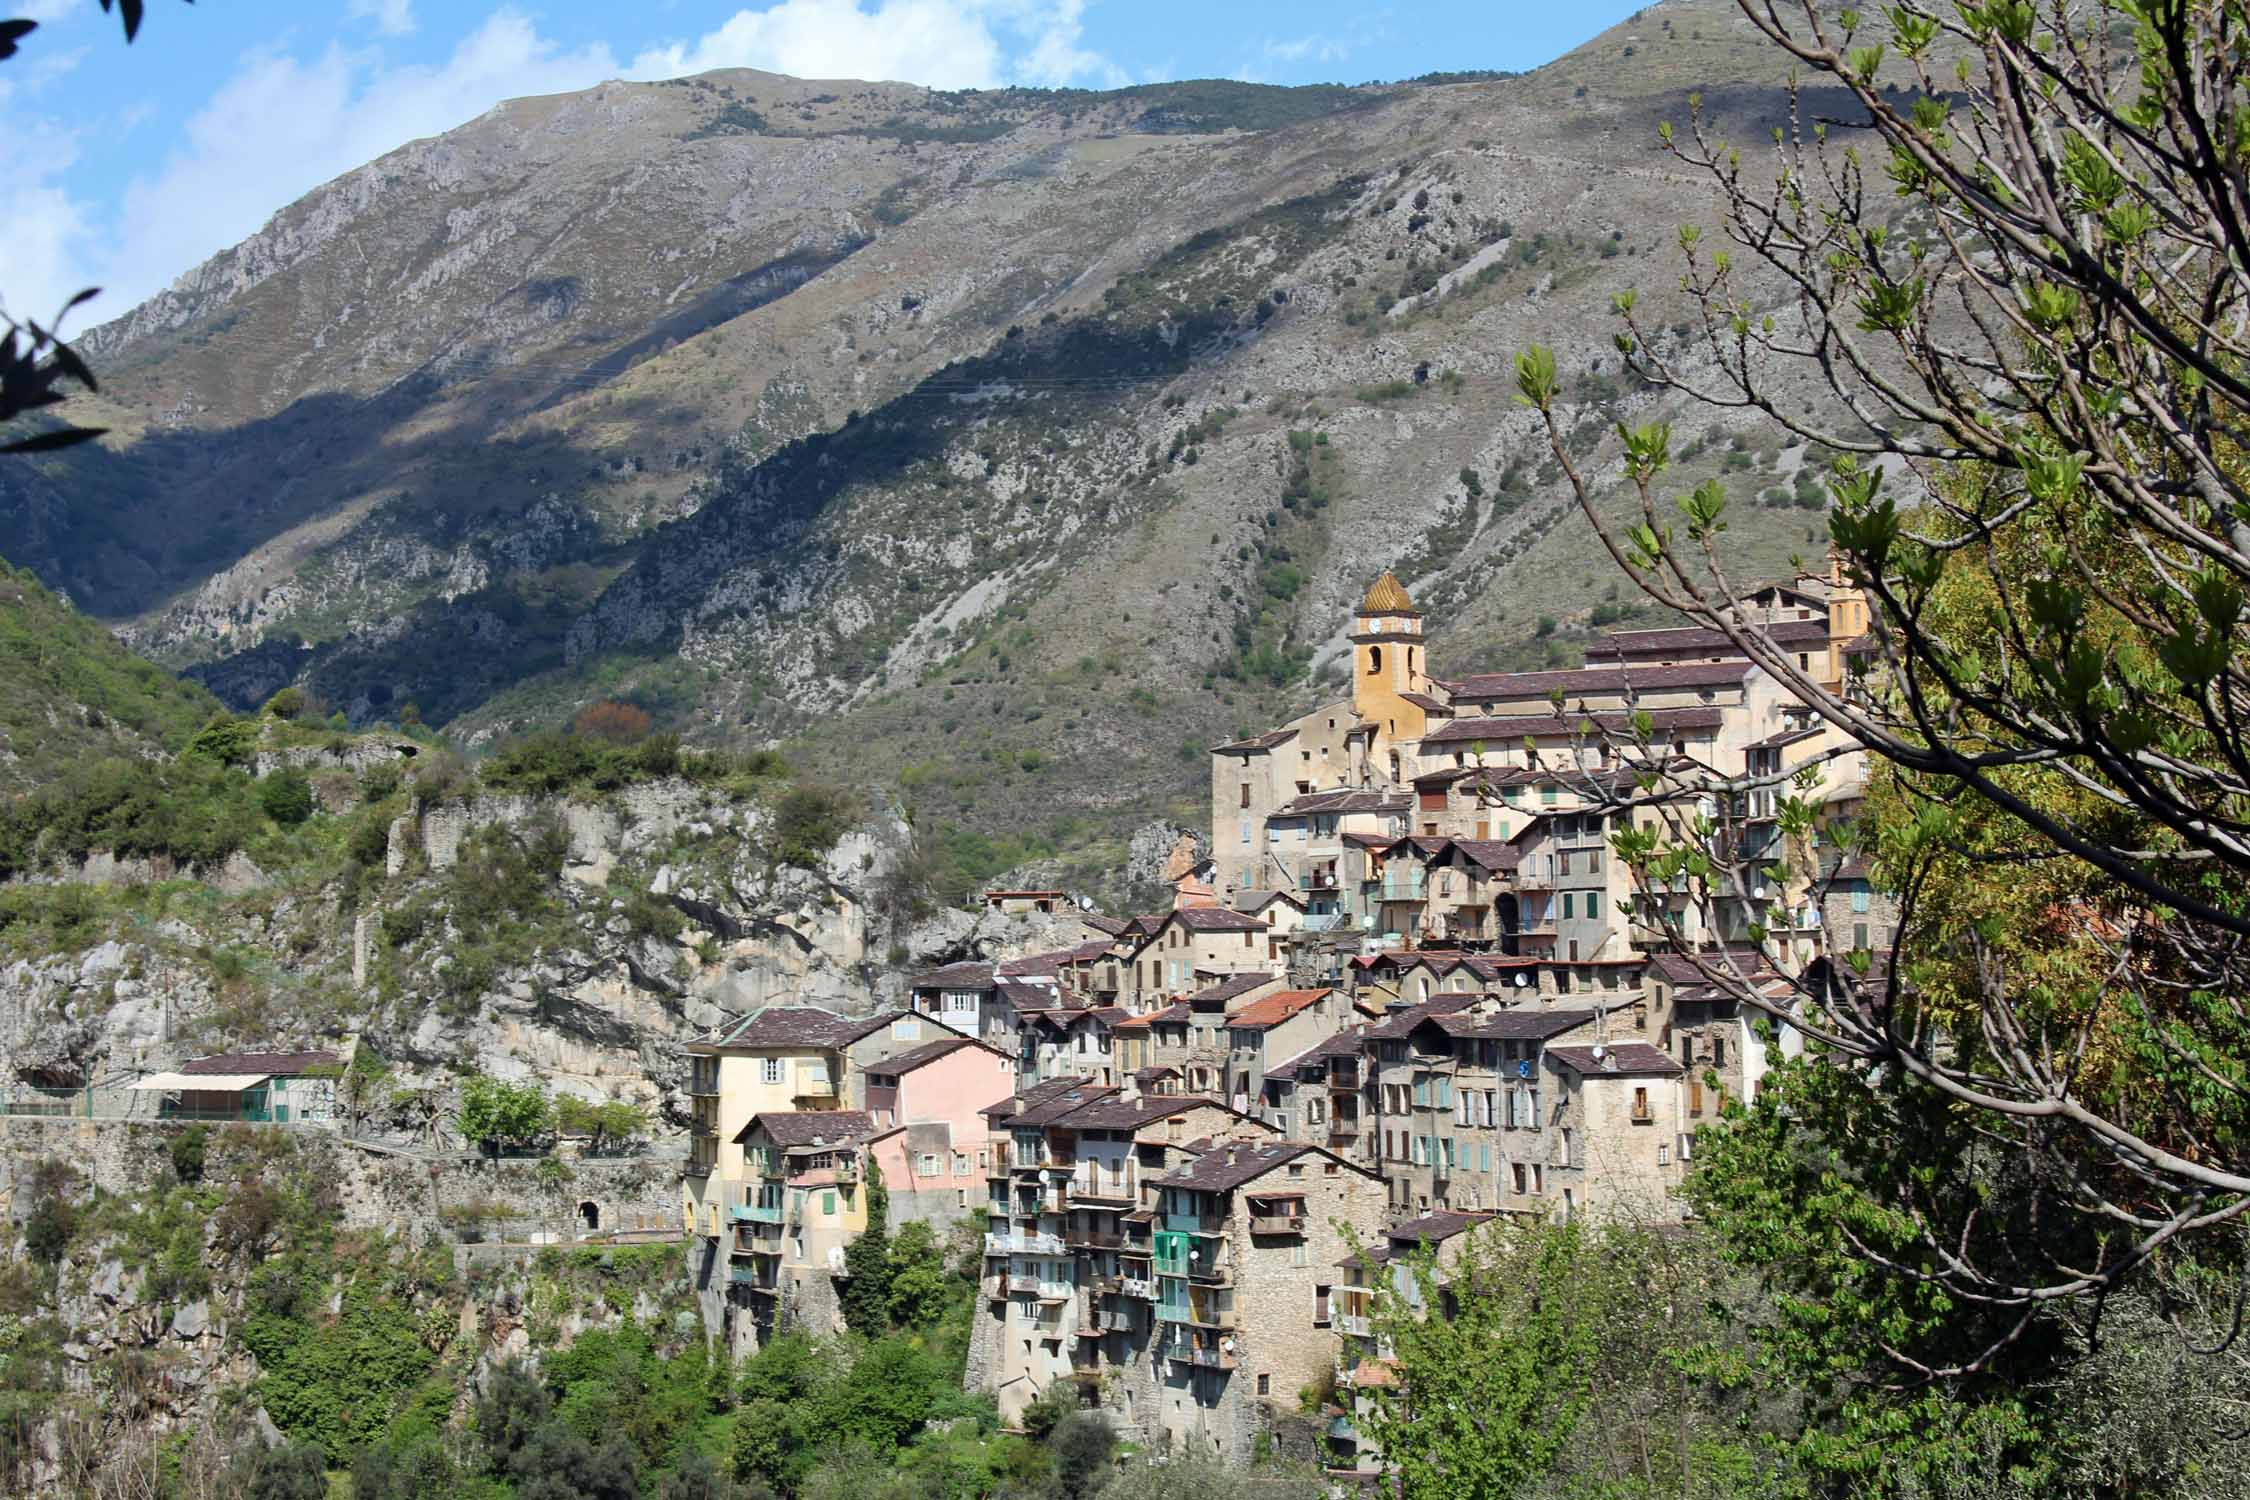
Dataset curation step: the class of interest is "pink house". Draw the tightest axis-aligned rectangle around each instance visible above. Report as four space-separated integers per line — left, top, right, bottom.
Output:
857 1035 1017 1230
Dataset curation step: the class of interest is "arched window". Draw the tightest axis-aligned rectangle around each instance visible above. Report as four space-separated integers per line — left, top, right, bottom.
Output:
1409 647 1418 677
1368 645 1383 674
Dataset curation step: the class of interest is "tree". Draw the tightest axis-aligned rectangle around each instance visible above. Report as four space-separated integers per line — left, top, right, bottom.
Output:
1519 0 2250 1347
457 1072 549 1155
1354 1219 1605 1500
169 1123 208 1184
1047 1411 1114 1500
258 768 314 826
839 1161 893 1337
883 1219 950 1330
553 1095 648 1155
244 1439 329 1500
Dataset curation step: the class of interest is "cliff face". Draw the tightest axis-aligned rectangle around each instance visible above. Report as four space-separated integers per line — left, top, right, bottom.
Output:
0 0 1851 860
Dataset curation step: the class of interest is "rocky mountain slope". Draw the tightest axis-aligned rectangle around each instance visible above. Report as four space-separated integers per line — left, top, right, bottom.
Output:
0 0 1861 870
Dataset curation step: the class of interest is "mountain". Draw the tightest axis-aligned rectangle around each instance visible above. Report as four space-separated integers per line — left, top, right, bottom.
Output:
0 0 1854 875
0 563 222 792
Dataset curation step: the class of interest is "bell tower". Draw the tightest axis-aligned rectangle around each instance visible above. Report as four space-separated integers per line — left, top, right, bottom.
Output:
1350 572 1431 758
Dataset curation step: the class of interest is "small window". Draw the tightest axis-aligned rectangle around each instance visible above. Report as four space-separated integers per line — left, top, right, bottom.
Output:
1258 1373 1271 1396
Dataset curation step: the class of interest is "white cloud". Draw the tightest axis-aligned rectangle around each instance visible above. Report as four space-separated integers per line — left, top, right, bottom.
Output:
624 0 1122 90
349 0 419 38
0 1 1126 326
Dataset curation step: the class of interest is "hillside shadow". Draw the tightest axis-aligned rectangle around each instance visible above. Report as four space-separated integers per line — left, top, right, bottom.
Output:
179 303 1243 723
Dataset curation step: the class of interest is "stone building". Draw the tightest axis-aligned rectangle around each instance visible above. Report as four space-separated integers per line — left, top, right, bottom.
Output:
1146 1140 1387 1463
723 1109 877 1353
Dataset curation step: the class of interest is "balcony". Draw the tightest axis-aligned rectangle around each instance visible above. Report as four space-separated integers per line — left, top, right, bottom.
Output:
1249 1214 1306 1236
1336 1313 1373 1337
1118 1277 1156 1299
1166 1341 1237 1370
1376 880 1426 903
1298 912 1348 932
1007 1273 1043 1295
986 1230 1065 1256
1069 1169 1138 1204
728 1264 777 1290
794 1073 836 1098
1068 1228 1127 1251
731 1202 785 1225
1328 1065 1361 1090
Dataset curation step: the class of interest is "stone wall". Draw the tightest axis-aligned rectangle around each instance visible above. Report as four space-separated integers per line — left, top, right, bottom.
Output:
0 1117 681 1247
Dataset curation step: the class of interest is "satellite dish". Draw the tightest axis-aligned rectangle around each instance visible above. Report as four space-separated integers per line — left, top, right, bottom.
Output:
1512 971 1530 988
1516 1059 1533 1078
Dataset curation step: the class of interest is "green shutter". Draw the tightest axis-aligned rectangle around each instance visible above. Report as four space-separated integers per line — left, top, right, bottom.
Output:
823 1190 837 1215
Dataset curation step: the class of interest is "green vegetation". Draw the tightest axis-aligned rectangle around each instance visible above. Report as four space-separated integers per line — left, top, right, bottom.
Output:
0 562 221 791
458 1072 553 1154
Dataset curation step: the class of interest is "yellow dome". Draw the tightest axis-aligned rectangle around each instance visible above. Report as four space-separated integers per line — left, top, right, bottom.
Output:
1359 571 1417 614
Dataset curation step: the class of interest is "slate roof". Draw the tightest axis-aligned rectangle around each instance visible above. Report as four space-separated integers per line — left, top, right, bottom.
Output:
1153 1140 1317 1192
737 1110 877 1147
1083 914 1132 937
1420 708 1727 745
1234 889 1305 912
1276 789 1412 816
1166 907 1268 934
1227 988 1332 1031
1435 1007 1595 1041
1186 972 1274 1009
1273 1023 1370 1076
1212 728 1298 754
1011 1082 1118 1127
1052 1092 1230 1131
1399 691 1454 713
1744 724 1825 751
1546 1043 1687 1077
1444 661 1755 702
181 1050 338 1077
981 1075 1097 1122
995 978 1064 1014
1000 948 1079 977
865 1037 995 1077
1447 839 1523 873
1385 1208 1502 1246
1363 994 1485 1038
1592 618 1827 660
703 1006 898 1050
910 960 995 991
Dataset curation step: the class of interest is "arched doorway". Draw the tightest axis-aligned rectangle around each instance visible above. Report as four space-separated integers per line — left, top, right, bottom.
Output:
578 1200 600 1232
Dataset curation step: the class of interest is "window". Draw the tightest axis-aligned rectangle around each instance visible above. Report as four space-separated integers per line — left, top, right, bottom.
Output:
1561 893 1574 919
1512 1162 1527 1193
1369 645 1383 673
1258 1373 1271 1396
759 1058 784 1085
1851 884 1871 914
919 1152 941 1177
1240 784 1251 808
822 1191 837 1215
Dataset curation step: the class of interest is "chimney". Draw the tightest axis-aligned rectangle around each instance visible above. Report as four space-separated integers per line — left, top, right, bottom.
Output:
1119 1070 1141 1104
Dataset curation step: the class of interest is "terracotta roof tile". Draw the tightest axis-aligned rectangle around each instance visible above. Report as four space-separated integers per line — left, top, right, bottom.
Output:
1226 988 1333 1031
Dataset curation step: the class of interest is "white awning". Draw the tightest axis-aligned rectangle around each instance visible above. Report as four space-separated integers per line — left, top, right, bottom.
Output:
129 1071 271 1091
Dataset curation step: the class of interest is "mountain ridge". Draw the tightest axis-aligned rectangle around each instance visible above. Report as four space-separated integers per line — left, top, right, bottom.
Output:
1 0 1853 875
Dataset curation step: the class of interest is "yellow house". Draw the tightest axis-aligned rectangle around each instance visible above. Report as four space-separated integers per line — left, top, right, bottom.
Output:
729 1109 878 1346
683 1005 900 1238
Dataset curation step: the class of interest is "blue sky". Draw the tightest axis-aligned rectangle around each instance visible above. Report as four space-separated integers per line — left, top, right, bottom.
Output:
0 0 1644 332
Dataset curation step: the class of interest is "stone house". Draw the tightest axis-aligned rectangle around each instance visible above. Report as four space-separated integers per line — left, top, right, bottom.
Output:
684 1005 899 1239
725 1109 877 1351
1147 1140 1387 1464
1120 907 1279 998
1219 987 1364 1128
1530 1042 1690 1223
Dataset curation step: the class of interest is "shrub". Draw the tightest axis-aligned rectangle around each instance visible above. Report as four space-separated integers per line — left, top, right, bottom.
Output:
170 1125 209 1185
458 1073 550 1153
258 768 314 826
23 1192 74 1264
573 700 654 746
773 782 860 868
263 687 309 721
185 715 259 768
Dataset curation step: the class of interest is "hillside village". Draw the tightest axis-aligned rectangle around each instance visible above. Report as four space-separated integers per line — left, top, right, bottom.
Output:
666 568 1896 1471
